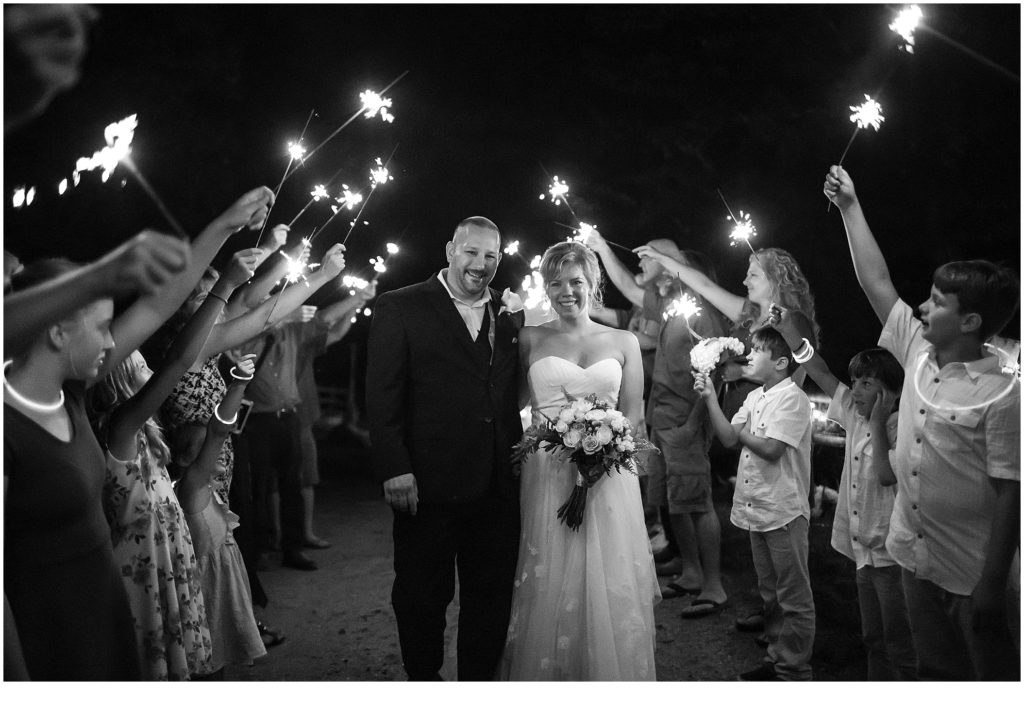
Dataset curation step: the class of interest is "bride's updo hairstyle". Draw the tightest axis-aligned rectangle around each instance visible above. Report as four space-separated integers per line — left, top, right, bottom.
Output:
540 241 604 310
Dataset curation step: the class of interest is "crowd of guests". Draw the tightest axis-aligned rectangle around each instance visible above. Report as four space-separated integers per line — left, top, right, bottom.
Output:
580 166 1020 681
4 3 1020 684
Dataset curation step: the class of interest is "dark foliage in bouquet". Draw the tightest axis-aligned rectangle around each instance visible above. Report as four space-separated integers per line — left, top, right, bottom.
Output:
511 388 658 531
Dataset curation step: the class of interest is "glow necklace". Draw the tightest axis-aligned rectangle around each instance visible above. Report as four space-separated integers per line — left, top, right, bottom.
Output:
912 347 1019 413
3 360 65 412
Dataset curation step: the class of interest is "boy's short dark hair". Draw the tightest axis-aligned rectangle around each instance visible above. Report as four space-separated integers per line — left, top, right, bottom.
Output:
933 260 1020 341
751 326 795 376
848 347 904 393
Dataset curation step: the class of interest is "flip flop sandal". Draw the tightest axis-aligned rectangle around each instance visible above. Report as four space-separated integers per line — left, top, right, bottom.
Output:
680 598 729 618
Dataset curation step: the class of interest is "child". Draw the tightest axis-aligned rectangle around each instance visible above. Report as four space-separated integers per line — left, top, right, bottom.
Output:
176 354 267 679
772 309 916 679
695 325 815 681
825 164 1020 680
90 248 260 680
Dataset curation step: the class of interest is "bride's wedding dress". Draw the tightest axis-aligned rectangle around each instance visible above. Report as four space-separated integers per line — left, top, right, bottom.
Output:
498 355 660 680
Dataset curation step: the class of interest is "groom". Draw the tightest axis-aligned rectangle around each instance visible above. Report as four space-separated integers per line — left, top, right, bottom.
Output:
367 216 523 681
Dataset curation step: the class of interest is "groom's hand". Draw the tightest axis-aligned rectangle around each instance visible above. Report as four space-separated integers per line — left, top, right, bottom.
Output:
383 473 419 515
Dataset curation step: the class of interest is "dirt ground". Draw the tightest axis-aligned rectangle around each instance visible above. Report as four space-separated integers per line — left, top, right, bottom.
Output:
226 431 869 683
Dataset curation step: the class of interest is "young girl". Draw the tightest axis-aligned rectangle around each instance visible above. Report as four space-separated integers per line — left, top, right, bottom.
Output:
90 249 261 680
175 354 267 679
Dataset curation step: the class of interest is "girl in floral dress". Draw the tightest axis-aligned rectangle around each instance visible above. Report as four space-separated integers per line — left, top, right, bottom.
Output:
91 249 261 679
176 355 267 677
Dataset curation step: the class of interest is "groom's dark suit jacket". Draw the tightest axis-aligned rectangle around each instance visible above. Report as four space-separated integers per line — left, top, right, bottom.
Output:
367 275 523 504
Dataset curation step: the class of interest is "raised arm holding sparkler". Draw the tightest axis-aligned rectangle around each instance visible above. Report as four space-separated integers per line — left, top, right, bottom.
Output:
231 234 310 315
578 226 649 307
194 244 346 363
97 186 273 381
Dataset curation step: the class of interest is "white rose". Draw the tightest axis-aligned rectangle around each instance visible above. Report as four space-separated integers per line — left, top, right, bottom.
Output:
609 416 626 431
554 420 568 433
584 408 607 423
558 408 575 424
563 428 582 448
595 426 614 445
604 409 623 421
581 434 602 454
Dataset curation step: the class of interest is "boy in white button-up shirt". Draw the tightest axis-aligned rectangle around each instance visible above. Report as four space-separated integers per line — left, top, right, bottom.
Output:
774 305 917 680
825 165 1020 681
696 325 814 681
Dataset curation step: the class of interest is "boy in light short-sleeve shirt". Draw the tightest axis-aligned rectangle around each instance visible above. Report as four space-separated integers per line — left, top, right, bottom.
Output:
826 163 1020 680
697 325 814 681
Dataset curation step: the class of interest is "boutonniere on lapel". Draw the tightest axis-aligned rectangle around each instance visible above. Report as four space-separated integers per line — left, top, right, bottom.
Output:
499 288 524 316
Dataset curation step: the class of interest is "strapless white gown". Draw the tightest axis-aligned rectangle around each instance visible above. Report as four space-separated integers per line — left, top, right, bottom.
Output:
498 356 660 681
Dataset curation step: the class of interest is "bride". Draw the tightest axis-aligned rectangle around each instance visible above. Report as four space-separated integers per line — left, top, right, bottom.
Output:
498 241 660 681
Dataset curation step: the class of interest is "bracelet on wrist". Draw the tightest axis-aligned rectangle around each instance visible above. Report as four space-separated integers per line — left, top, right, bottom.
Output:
213 402 238 425
792 338 815 364
230 367 254 381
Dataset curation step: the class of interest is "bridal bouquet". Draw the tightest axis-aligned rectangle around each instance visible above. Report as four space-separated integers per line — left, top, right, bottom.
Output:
690 336 747 376
511 390 657 531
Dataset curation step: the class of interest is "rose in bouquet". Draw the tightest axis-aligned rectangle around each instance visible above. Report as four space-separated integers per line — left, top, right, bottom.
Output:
511 389 658 531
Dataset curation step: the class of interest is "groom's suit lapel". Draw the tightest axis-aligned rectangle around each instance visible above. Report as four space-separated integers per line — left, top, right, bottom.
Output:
488 288 515 371
424 276 487 369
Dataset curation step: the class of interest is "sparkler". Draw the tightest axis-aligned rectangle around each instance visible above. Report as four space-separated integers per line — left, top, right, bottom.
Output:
716 190 758 254
283 183 332 229
837 95 885 165
338 150 398 246
297 70 408 169
74 114 188 238
663 291 705 342
255 108 316 246
889 5 923 53
12 186 35 209
504 240 520 257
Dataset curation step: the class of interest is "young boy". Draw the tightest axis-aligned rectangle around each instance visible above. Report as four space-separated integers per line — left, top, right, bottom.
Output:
825 165 1020 680
695 325 815 681
774 308 917 679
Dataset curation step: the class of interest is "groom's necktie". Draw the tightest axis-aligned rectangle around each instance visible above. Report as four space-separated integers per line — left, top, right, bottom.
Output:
475 305 492 357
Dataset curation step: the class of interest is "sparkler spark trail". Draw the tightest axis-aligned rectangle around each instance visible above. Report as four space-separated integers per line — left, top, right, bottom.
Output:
504 240 520 256
370 256 386 274
337 148 399 246
663 293 701 322
717 189 758 253
728 211 758 252
529 255 542 270
890 5 923 53
849 95 885 131
386 242 400 255
58 179 68 195
284 183 332 229
75 114 188 237
542 176 569 204
298 70 408 169
360 90 395 123
256 108 316 246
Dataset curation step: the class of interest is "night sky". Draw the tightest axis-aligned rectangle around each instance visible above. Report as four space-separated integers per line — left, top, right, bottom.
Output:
4 3 1020 390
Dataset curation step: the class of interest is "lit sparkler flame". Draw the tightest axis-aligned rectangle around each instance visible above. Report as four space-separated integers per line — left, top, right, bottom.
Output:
541 175 569 204
58 179 68 195
360 90 395 123
12 187 26 208
386 242 400 255
520 271 550 312
75 114 138 182
504 240 520 256
369 158 393 188
890 5 923 53
363 308 372 317
849 96 885 131
279 250 309 285
25 187 35 206
310 184 329 201
529 255 542 270
336 185 364 210
572 221 599 245
663 293 702 322
371 256 387 274
728 211 758 247
343 275 369 290
288 141 307 161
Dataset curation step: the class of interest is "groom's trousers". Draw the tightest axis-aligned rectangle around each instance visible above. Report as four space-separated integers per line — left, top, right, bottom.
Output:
391 488 520 681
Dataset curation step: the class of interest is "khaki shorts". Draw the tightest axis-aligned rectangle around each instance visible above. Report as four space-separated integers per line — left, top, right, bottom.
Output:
646 423 713 515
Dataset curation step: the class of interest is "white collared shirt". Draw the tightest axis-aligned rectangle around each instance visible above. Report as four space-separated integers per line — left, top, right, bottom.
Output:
730 377 813 532
437 270 494 346
880 299 1020 595
827 383 899 569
